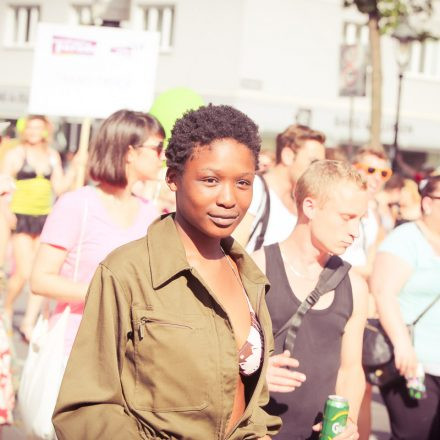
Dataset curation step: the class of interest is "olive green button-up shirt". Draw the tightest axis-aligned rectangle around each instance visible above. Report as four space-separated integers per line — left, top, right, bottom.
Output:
53 214 281 440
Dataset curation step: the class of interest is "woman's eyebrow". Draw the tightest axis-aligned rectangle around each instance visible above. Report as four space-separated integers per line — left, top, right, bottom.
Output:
199 168 254 177
199 167 219 173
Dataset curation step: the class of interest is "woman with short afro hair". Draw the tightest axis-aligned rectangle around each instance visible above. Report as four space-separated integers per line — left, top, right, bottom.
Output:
166 104 261 172
53 104 281 440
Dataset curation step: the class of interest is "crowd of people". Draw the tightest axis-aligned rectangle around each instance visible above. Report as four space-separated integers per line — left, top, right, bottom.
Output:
0 104 438 440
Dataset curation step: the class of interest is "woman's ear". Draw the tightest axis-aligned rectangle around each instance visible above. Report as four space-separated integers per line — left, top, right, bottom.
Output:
421 196 432 216
126 145 136 164
166 168 179 192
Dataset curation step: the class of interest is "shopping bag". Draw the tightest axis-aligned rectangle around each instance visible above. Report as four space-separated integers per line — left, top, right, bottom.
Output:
18 305 70 439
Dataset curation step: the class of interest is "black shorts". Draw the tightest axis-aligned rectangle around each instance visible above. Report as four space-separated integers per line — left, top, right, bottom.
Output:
14 213 47 236
380 374 440 440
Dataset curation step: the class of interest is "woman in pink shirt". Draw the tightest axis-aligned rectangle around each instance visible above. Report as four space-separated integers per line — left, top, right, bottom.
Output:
30 109 164 354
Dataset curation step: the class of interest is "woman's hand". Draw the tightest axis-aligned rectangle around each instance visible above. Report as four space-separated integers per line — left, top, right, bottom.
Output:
71 150 89 169
394 339 418 378
266 350 306 393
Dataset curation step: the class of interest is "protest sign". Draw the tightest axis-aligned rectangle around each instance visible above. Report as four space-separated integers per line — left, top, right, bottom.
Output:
29 23 159 118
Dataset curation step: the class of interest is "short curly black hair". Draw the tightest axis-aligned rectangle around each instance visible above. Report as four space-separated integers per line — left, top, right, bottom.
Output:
166 104 261 172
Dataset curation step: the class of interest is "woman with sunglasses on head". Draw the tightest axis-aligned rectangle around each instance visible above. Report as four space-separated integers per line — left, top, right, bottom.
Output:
52 105 281 440
30 109 164 358
370 175 440 440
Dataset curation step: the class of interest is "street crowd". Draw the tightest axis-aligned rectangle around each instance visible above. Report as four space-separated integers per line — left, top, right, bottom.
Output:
0 104 438 440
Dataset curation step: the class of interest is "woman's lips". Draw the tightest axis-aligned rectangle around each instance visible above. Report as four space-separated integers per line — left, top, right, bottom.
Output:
208 214 238 227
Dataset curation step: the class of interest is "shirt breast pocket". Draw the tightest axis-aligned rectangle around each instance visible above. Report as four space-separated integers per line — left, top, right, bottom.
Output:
132 308 209 412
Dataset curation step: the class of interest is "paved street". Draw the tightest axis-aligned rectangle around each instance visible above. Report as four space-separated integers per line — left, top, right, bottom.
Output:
5 303 27 440
371 388 391 440
3 291 391 439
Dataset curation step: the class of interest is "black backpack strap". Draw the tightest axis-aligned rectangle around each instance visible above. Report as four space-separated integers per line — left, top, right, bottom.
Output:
248 176 270 251
275 256 351 357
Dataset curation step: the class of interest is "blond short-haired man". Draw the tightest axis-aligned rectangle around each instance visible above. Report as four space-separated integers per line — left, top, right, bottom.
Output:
253 160 369 440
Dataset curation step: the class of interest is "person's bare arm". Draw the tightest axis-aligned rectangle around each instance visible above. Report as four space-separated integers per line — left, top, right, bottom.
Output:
30 243 89 301
370 251 417 378
1 148 20 177
50 150 78 195
335 270 368 422
0 200 10 267
1 149 21 228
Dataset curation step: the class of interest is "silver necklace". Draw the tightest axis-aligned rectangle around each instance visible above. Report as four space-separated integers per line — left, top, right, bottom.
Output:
280 250 315 280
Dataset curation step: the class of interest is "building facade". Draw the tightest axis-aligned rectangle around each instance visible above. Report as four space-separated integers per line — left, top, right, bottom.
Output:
0 0 439 160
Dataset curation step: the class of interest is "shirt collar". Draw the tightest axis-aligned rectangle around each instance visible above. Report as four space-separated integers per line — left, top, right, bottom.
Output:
147 213 269 289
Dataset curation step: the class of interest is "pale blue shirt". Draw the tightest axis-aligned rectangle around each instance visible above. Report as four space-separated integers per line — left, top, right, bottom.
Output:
379 222 440 376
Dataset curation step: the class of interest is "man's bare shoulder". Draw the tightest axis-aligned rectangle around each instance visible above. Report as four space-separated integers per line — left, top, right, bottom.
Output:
348 269 369 313
251 248 266 273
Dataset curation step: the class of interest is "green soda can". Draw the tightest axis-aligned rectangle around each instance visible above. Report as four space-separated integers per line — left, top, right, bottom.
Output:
319 395 349 440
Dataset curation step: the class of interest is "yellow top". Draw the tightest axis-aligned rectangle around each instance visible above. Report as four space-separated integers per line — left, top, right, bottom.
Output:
10 176 52 215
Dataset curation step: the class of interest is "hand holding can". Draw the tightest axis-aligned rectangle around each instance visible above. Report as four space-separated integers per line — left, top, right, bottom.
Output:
319 395 349 440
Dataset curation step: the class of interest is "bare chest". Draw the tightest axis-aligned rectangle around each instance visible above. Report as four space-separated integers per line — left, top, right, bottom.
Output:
190 260 251 348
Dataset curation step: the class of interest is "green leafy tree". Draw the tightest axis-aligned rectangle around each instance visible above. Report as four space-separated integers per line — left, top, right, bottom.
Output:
343 0 435 149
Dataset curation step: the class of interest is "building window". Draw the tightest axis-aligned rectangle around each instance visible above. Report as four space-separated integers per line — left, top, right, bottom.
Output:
408 40 440 78
3 5 40 47
342 22 369 46
134 5 175 51
69 4 94 25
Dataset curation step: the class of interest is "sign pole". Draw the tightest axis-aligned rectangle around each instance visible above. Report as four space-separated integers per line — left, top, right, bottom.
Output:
339 43 367 156
74 117 91 189
348 96 354 160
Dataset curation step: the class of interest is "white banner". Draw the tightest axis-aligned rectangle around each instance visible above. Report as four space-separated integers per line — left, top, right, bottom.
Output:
28 23 159 119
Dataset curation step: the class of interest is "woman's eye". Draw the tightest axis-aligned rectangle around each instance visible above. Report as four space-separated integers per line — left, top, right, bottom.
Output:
203 177 218 184
237 179 251 187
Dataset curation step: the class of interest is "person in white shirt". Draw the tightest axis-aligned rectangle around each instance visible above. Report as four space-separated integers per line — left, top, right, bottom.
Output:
234 124 325 252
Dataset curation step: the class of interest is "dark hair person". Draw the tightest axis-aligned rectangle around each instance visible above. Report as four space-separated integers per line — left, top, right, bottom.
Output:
88 109 164 186
371 175 440 440
30 109 164 356
52 104 281 440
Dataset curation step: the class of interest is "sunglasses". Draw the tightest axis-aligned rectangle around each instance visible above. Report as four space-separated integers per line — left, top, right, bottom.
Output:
355 163 392 181
418 176 440 193
137 141 164 157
